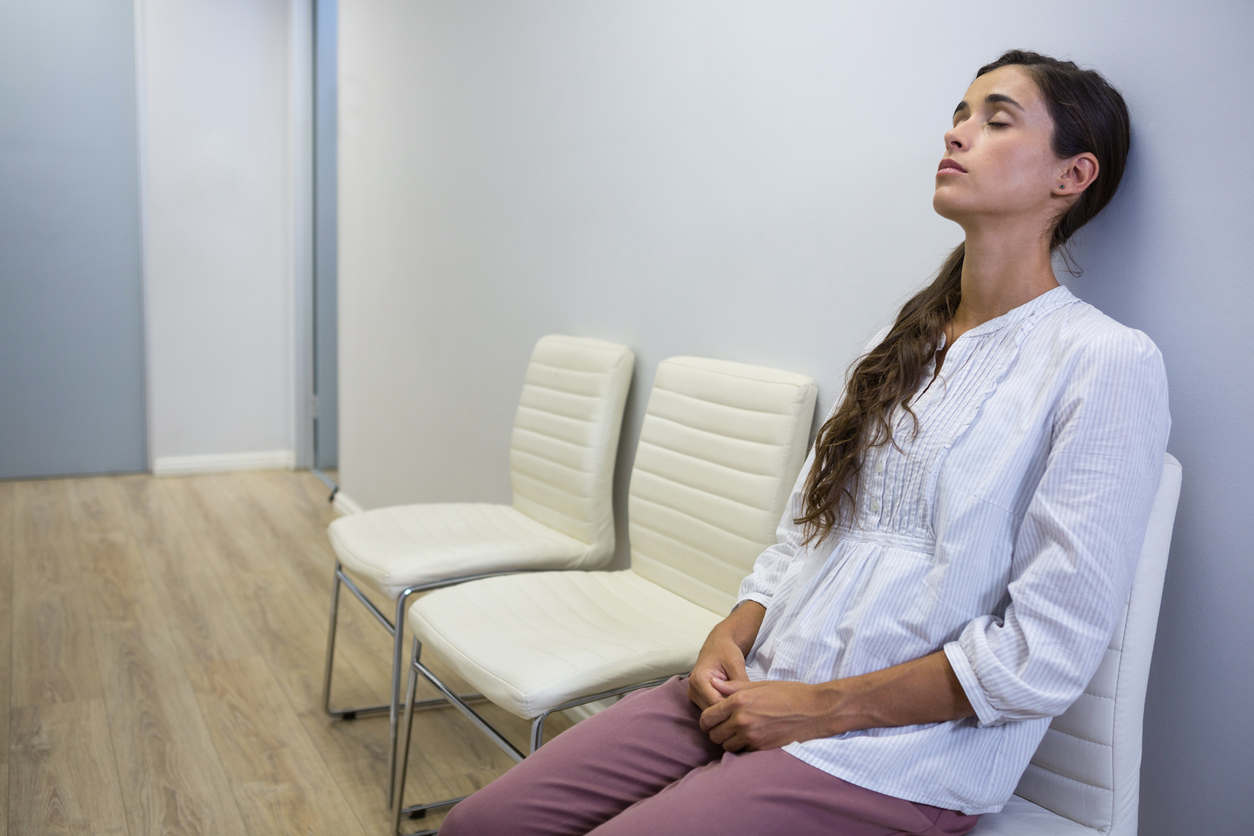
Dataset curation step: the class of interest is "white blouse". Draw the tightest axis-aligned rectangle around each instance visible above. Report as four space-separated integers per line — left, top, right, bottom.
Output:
738 285 1171 815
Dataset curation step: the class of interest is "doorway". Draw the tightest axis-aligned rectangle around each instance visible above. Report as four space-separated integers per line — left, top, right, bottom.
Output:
312 0 339 480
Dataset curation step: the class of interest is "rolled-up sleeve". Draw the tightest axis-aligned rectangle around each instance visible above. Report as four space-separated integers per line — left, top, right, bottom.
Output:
944 329 1171 727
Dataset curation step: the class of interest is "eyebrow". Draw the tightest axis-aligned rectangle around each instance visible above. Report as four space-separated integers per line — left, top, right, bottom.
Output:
953 93 1026 117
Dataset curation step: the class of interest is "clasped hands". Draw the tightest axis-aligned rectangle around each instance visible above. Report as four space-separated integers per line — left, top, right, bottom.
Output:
687 626 842 753
687 602 974 752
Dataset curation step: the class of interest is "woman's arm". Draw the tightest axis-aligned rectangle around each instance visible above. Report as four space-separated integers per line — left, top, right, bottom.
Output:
698 650 973 751
945 331 1170 726
687 601 766 710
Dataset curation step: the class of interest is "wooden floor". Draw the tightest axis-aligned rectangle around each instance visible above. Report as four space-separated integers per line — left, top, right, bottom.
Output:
0 470 571 836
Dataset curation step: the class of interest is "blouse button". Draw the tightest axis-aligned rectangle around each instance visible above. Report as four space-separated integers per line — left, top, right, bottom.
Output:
870 499 880 513
875 461 884 474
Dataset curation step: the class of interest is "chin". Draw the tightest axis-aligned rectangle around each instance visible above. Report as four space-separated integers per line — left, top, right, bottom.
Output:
933 191 963 221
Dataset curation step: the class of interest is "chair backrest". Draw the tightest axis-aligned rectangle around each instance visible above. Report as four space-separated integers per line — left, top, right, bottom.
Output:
510 335 634 565
1012 453 1182 835
627 356 817 615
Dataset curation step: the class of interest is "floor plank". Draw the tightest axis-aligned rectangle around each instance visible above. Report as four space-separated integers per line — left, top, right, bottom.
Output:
190 657 369 836
70 479 250 836
112 476 256 667
8 700 129 836
170 474 384 713
10 480 103 707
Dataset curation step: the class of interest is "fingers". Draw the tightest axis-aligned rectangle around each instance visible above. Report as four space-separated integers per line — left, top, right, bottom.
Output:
687 667 728 710
698 697 732 733
703 713 751 752
710 677 760 696
687 679 720 711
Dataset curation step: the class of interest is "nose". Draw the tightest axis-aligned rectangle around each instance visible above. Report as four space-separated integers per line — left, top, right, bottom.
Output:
944 125 966 151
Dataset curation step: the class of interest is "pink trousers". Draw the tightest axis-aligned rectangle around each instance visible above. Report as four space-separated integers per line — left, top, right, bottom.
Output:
440 677 978 836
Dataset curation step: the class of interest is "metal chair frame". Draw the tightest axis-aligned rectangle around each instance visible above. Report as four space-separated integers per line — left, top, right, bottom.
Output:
390 635 675 836
321 561 519 807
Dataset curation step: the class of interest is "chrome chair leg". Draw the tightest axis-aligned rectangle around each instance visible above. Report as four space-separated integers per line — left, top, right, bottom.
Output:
415 659 528 762
529 712 549 755
387 588 417 808
393 639 419 835
321 563 506 810
393 639 471 834
323 563 393 719
324 568 488 715
321 562 343 715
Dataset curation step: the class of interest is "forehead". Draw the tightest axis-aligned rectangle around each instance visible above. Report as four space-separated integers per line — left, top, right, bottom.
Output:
960 65 1047 115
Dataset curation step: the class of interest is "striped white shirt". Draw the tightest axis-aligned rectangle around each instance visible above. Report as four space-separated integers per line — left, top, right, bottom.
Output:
738 285 1170 815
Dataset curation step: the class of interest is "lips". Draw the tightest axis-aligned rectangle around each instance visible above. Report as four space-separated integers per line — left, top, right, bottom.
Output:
938 159 967 174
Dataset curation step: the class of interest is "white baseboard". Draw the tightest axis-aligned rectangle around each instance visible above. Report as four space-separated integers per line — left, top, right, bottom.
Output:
152 449 297 477
332 491 364 517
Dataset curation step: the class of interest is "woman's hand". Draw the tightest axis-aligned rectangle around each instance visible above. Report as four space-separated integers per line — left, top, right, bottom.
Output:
687 631 749 711
698 679 837 751
687 601 767 711
698 651 976 752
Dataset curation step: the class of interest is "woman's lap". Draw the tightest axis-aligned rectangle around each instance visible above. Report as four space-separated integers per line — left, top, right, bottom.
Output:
439 677 977 836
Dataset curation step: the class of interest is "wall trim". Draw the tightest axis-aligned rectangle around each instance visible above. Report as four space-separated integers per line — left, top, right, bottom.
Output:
152 449 297 477
332 490 363 516
133 0 154 471
290 0 315 470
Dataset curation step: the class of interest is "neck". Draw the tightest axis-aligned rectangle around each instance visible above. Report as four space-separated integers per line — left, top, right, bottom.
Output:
950 221 1059 341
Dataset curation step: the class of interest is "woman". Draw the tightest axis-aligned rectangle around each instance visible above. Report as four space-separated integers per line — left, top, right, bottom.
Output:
440 50 1170 836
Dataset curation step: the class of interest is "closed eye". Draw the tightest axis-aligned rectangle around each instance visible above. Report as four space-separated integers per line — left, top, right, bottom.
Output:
987 121 1010 128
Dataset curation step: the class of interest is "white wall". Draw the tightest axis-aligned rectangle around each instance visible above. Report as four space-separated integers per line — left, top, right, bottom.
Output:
337 2 1254 831
138 0 300 470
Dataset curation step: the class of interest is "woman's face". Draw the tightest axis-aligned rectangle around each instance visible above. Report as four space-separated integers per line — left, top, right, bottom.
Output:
933 65 1071 228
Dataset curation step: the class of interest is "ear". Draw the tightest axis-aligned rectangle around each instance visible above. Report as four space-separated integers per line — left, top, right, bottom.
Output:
1056 152 1099 196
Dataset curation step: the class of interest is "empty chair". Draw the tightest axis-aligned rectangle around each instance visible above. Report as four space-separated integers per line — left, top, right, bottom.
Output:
392 356 818 828
321 334 634 806
968 454 1182 836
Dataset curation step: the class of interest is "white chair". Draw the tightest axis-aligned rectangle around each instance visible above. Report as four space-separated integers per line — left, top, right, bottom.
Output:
321 334 634 807
969 453 1183 836
392 356 818 831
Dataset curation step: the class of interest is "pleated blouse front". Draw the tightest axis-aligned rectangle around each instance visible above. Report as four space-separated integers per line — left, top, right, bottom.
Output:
738 285 1170 815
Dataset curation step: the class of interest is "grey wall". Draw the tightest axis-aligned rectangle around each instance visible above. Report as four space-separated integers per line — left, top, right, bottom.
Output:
337 2 1254 831
0 0 146 478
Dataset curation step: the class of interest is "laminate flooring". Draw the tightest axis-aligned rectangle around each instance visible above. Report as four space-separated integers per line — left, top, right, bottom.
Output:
1 471 573 835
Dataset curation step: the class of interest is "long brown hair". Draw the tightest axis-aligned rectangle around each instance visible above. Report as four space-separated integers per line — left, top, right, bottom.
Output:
795 50 1131 544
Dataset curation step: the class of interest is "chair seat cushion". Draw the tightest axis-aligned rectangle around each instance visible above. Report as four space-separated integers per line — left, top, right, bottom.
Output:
968 795 1100 836
407 570 724 719
328 503 595 599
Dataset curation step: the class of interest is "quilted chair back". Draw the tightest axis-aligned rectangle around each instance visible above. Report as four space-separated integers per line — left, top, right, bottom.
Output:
509 335 634 566
628 357 817 615
1004 454 1182 836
